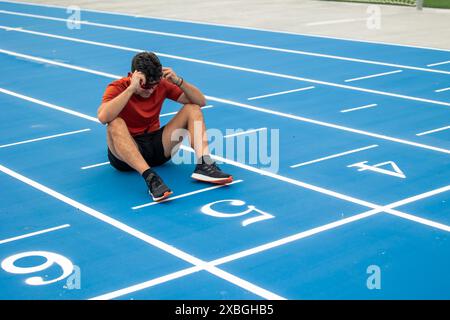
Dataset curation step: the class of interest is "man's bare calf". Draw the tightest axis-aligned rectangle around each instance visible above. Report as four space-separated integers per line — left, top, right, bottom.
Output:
106 117 150 175
162 103 209 160
106 117 173 202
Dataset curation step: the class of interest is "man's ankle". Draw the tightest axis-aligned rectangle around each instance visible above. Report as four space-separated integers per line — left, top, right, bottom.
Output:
197 154 214 165
142 168 154 180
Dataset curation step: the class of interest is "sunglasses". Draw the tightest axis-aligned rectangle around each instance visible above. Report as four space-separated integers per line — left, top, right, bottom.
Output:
140 78 161 90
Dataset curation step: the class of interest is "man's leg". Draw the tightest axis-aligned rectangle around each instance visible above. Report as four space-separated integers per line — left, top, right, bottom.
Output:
161 103 209 159
107 117 172 201
106 117 149 174
162 104 232 183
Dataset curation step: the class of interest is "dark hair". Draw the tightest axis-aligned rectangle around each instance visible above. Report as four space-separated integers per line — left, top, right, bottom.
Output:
131 52 162 82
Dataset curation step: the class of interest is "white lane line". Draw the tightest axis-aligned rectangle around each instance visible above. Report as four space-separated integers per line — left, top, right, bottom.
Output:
212 211 381 269
290 144 378 168
210 185 450 267
382 185 450 232
1 11 449 76
435 87 450 93
345 70 403 82
386 209 450 232
0 224 70 245
416 125 450 136
384 184 450 210
1 30 450 108
132 179 244 210
0 164 284 300
427 60 450 67
159 105 214 117
91 265 203 300
224 128 267 138
2 0 450 53
247 86 315 101
206 96 450 155
0 47 121 79
0 129 91 148
0 87 100 123
181 145 450 232
306 17 367 26
159 111 178 118
187 144 377 209
99 213 375 299
81 162 110 170
2 82 449 157
92 183 450 299
4 26 23 31
340 104 377 113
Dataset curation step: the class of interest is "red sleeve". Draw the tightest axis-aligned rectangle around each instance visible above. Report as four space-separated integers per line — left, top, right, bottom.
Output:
102 81 126 103
164 80 183 102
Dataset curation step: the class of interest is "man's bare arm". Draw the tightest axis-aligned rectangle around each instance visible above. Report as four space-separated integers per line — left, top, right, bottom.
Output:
97 71 143 124
176 81 207 107
163 67 206 107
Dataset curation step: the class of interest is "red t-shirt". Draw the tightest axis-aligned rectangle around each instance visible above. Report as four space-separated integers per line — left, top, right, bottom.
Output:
102 75 183 136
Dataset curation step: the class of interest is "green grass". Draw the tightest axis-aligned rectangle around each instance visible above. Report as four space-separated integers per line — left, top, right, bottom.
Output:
323 0 450 9
424 0 450 9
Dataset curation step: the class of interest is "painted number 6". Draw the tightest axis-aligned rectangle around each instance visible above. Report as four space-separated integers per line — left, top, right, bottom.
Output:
201 199 275 226
1 251 74 286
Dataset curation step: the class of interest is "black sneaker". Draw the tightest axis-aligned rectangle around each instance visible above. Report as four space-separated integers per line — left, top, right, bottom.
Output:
191 156 233 184
145 170 173 202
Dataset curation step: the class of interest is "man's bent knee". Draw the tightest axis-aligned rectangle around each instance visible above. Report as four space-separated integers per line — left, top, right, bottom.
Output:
183 104 203 118
183 103 201 111
107 117 127 134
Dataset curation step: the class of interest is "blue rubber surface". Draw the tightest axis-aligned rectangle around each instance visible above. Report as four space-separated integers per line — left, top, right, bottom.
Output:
0 1 449 300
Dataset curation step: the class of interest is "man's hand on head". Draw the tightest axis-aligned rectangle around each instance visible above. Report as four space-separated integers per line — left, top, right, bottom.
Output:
129 71 146 93
162 67 181 86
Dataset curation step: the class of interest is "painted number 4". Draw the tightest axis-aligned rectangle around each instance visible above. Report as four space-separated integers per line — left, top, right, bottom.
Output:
348 160 406 179
201 199 275 226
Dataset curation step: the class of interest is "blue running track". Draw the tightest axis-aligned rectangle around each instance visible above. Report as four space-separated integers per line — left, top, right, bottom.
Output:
0 1 449 300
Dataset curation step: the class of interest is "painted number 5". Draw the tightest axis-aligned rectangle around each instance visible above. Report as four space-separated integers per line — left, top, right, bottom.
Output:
201 199 275 226
1 251 74 286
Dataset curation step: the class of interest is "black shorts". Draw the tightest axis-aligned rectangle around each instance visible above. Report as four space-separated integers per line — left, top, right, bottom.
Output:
107 126 171 171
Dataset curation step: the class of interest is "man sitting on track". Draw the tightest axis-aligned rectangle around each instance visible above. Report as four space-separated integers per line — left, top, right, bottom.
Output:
97 51 232 202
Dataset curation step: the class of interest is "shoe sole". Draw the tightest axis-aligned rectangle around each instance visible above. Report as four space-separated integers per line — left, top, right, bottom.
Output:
151 190 173 202
191 173 233 184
